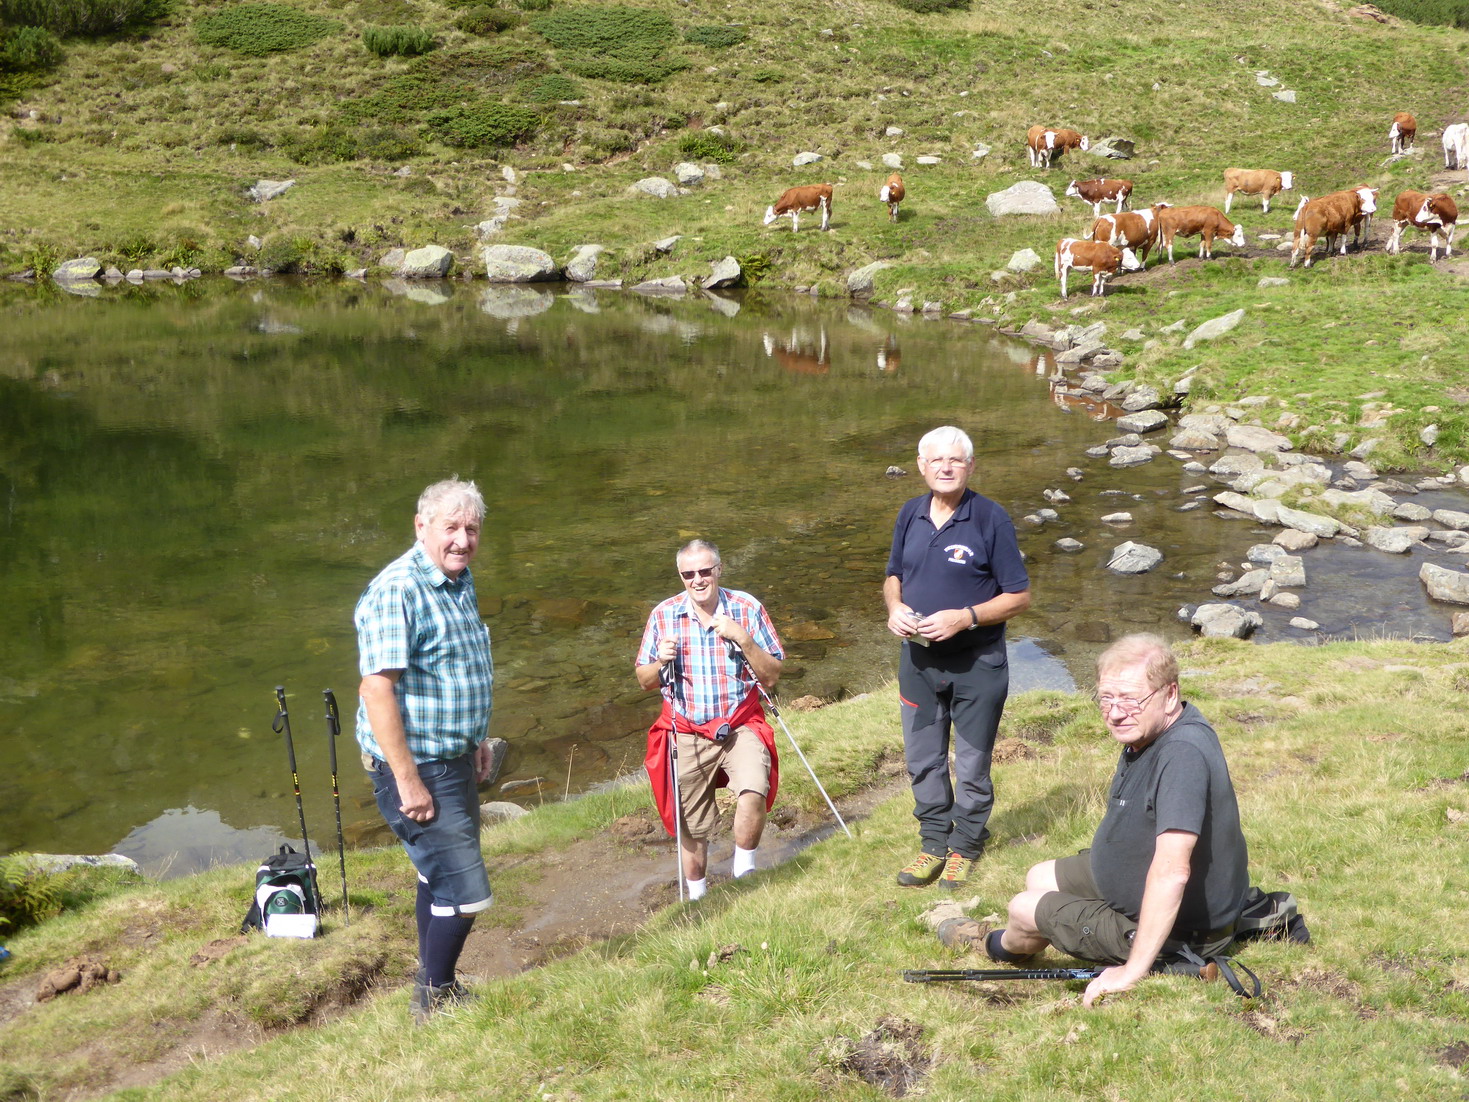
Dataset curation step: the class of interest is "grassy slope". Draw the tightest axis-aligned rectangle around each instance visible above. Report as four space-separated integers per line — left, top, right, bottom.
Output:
2 0 1468 461
2 638 1469 1099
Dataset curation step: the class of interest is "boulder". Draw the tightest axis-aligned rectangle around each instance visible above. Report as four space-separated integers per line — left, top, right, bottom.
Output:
1213 569 1267 597
397 245 454 279
881 152 903 168
247 179 295 202
652 236 682 254
380 248 407 270
1362 526 1422 554
1054 538 1084 552
793 151 823 166
1106 541 1163 573
629 177 679 198
1273 529 1318 551
1179 412 1232 436
673 162 705 186
971 143 991 160
1320 487 1395 515
1120 385 1164 412
847 260 892 297
1289 616 1319 630
51 258 102 282
482 245 558 283
1183 308 1246 350
1007 248 1044 273
1269 555 1306 587
564 244 604 283
1432 509 1469 531
1276 504 1341 538
1392 501 1432 522
1420 562 1469 605
1171 428 1221 450
1191 603 1263 638
702 256 741 290
633 276 687 294
985 181 1060 217
1109 445 1159 467
1213 491 1258 516
1225 424 1293 452
1089 136 1135 159
1116 410 1169 435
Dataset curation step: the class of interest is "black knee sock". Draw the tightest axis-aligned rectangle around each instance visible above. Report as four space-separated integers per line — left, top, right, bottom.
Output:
415 880 433 969
422 913 476 987
985 929 1035 965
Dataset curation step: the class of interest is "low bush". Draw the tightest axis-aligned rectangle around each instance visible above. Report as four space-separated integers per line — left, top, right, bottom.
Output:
677 129 739 163
0 856 63 933
532 5 686 83
892 0 970 10
190 59 230 81
279 122 420 162
0 0 170 36
257 236 304 273
1 26 63 71
683 23 745 48
215 124 271 148
425 100 538 147
455 5 518 34
516 0 551 9
194 4 340 56
362 24 435 56
748 67 784 83
525 72 579 101
339 43 545 123
1371 0 1469 25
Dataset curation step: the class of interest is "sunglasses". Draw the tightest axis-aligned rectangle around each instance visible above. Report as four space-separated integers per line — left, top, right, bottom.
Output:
679 567 717 580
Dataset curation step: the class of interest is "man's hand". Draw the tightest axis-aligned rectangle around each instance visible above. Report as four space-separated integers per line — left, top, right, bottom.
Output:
915 608 969 642
474 739 497 783
656 635 679 662
1082 964 1142 1009
709 614 752 648
397 775 435 823
886 603 922 638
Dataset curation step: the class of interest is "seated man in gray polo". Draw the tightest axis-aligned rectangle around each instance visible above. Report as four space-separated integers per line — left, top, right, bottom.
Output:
990 633 1250 1009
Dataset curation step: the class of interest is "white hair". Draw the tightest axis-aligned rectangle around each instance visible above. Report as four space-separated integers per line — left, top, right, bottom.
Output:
917 426 974 462
417 478 485 524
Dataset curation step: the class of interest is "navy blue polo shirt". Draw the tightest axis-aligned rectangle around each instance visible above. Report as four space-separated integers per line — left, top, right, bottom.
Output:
886 489 1029 653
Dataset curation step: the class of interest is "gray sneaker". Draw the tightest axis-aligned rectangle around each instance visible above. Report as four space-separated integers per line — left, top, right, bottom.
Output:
411 972 475 1025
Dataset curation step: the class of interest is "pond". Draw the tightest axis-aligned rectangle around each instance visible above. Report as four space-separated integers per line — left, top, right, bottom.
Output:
0 278 1460 876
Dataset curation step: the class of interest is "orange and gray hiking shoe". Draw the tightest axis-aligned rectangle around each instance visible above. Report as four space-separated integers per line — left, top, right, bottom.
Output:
937 851 975 891
896 851 946 886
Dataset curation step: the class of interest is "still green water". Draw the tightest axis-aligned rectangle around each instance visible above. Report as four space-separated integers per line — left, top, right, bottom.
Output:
2 276 1350 875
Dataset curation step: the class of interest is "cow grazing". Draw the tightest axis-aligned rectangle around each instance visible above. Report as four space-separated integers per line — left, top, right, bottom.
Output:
1289 186 1378 268
1054 237 1142 299
1066 177 1133 217
1389 112 1417 155
1089 202 1171 268
763 184 834 232
879 173 905 223
1443 122 1469 170
1223 168 1294 214
1385 189 1458 260
1156 205 1246 263
1027 125 1089 168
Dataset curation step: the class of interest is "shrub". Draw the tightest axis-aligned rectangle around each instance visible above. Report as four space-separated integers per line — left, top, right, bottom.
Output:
279 122 419 162
892 0 970 11
684 23 745 48
425 100 538 147
194 4 340 56
257 236 304 273
748 67 783 83
525 72 579 101
0 0 170 35
215 124 271 148
362 24 435 56
112 232 157 264
0 855 64 933
1371 0 1469 25
516 0 550 9
339 44 544 123
677 129 739 163
456 5 518 34
532 5 686 83
191 60 230 81
1 25 63 71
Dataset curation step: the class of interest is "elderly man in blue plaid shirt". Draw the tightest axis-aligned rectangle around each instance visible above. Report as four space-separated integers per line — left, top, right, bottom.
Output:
356 478 496 1023
636 540 784 901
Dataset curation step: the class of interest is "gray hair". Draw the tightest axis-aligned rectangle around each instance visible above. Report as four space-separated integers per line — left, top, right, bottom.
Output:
676 539 721 567
917 426 974 462
417 478 485 525
1096 633 1179 691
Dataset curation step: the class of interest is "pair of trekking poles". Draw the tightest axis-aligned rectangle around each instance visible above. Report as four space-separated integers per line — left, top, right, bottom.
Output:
271 686 351 927
658 642 852 903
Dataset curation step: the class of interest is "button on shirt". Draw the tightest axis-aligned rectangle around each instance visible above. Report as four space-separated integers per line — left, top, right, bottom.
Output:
637 588 784 725
886 488 1029 653
355 542 494 763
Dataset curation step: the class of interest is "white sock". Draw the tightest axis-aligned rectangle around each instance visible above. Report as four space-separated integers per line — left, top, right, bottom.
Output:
686 877 707 901
732 846 758 878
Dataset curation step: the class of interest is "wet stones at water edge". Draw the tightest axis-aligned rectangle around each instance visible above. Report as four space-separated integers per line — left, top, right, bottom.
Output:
1107 541 1163 574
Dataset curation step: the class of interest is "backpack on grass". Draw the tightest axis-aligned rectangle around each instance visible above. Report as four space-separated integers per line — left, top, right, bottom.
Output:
241 846 321 939
1234 886 1310 945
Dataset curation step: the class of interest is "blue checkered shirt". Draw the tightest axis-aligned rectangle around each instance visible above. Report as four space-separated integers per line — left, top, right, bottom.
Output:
636 588 783 724
354 542 494 763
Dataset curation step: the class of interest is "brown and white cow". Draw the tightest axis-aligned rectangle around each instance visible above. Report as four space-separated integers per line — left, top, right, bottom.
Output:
1223 168 1294 214
1443 122 1469 171
1089 202 1171 268
1156 205 1245 263
1066 177 1133 217
1385 189 1458 260
879 173 905 223
1289 186 1378 268
763 184 834 232
1055 237 1141 299
1027 125 1089 168
1389 112 1417 155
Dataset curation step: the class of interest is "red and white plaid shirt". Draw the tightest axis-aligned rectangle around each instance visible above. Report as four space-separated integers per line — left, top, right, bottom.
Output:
636 588 783 724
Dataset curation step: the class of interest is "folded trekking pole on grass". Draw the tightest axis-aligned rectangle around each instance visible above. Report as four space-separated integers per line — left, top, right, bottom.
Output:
322 689 350 928
904 967 1104 983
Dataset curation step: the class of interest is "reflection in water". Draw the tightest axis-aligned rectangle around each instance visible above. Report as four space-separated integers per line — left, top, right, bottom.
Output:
115 807 291 879
762 326 830 375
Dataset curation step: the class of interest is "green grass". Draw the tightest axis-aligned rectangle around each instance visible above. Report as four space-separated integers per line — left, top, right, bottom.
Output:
3 639 1469 1098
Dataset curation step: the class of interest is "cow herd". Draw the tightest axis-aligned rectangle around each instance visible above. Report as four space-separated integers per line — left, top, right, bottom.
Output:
758 114 1463 301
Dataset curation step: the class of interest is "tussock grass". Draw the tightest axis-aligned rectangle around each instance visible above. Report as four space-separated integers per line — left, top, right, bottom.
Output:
3 640 1469 1098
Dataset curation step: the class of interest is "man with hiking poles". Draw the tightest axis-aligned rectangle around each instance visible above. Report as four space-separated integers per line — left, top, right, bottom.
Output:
988 633 1250 1007
354 478 498 1024
636 540 784 901
884 426 1031 891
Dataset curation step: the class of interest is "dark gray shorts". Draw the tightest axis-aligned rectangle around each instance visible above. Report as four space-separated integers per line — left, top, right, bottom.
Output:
1033 852 1137 964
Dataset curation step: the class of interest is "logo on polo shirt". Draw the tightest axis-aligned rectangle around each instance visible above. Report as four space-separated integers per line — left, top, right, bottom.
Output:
944 543 974 565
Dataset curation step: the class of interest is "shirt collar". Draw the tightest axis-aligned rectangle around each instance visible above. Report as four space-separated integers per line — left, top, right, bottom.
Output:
410 541 467 589
679 589 725 621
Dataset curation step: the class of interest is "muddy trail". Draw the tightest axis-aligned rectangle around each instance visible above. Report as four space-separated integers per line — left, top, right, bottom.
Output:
0 762 909 1100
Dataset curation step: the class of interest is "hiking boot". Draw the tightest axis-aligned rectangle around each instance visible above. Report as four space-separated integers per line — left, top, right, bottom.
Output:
937 851 975 892
411 975 476 1025
896 851 946 886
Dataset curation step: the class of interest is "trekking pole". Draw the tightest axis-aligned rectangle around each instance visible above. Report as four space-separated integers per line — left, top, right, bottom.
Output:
658 660 689 903
727 645 852 839
272 686 314 863
903 967 1104 983
322 689 350 927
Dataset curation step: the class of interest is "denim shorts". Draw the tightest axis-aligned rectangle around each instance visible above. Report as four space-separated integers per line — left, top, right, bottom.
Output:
370 752 492 916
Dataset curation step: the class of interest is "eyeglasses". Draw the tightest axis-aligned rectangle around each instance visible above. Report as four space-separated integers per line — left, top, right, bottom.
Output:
679 567 717 580
1095 686 1162 716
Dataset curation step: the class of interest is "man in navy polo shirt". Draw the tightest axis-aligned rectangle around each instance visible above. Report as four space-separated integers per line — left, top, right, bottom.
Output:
883 426 1031 890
